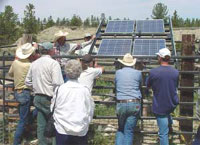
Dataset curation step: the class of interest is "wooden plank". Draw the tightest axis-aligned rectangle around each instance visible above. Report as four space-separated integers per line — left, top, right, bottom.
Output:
180 34 195 143
0 99 19 107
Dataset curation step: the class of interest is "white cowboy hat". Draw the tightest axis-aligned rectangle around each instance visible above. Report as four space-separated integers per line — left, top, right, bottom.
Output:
16 43 36 59
118 53 136 66
54 30 69 42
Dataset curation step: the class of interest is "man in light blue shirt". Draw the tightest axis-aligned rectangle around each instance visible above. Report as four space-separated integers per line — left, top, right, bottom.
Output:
115 53 142 145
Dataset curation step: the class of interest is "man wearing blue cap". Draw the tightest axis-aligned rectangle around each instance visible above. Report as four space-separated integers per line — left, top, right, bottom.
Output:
25 42 64 145
147 48 179 145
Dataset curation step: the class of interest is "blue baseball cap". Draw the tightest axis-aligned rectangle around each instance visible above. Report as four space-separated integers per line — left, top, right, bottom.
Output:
40 42 53 50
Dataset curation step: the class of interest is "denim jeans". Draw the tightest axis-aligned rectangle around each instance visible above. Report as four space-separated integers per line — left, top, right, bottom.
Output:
115 102 140 145
155 114 173 145
192 126 200 145
56 130 88 145
13 90 31 145
34 95 55 145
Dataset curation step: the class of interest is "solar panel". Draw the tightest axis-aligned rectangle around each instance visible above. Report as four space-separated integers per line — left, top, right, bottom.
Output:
105 20 135 33
98 39 132 56
136 19 165 33
133 39 166 56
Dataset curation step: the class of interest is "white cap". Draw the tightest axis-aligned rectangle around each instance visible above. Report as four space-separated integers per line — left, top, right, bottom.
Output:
156 48 171 58
84 33 91 38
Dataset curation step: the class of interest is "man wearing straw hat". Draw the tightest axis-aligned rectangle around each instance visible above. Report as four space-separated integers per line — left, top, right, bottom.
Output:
54 31 94 64
54 31 95 82
8 43 37 145
25 42 64 145
114 53 142 145
147 48 179 145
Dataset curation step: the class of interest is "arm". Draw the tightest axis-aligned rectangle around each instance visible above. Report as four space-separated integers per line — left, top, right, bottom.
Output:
25 65 33 88
94 60 104 73
52 61 64 88
81 35 96 48
8 63 14 77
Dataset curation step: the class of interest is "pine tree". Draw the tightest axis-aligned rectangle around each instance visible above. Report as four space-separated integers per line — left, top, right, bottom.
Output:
152 3 168 22
23 3 38 34
0 5 19 45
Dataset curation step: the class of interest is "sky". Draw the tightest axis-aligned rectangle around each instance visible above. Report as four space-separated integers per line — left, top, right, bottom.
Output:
0 0 200 20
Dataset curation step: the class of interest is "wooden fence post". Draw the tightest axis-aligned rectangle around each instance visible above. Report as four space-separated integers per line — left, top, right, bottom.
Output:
180 34 195 143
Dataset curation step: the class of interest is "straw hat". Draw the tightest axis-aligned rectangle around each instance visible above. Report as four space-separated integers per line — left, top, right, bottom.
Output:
118 53 136 66
16 43 36 59
54 30 69 42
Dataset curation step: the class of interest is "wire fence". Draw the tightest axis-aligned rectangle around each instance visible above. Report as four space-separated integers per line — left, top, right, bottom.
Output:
0 118 4 143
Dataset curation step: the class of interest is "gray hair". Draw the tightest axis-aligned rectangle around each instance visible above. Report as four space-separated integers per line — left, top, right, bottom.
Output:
65 59 82 79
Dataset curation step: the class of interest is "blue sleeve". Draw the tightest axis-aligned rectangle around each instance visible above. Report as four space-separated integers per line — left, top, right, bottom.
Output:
146 72 152 88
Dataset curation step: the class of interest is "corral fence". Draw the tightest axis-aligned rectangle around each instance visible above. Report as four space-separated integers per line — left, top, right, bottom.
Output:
0 34 200 144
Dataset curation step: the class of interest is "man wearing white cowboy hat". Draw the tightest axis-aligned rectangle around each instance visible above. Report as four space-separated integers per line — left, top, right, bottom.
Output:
54 30 95 82
8 43 37 145
54 31 95 62
75 33 98 56
147 48 179 145
25 42 64 145
114 53 142 145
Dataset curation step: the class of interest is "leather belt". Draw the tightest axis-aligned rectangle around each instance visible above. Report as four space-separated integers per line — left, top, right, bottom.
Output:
117 99 140 103
15 88 31 93
35 93 52 98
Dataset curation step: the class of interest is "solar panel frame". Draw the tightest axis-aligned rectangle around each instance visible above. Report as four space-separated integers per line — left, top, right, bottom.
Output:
97 39 132 56
132 39 166 56
105 20 135 33
136 19 165 33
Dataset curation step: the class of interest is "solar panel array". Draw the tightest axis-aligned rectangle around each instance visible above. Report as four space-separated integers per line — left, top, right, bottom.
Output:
136 19 165 33
97 19 167 56
133 39 166 56
98 39 132 56
105 20 135 33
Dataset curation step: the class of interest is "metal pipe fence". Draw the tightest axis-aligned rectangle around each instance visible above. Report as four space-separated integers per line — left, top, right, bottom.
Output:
0 52 200 143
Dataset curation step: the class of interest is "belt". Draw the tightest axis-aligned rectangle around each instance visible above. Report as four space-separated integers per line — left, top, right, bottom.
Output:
117 99 140 103
35 93 52 98
15 88 31 93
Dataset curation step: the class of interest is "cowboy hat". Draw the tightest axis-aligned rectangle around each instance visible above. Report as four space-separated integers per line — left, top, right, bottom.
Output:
54 30 69 42
118 53 136 66
16 43 36 59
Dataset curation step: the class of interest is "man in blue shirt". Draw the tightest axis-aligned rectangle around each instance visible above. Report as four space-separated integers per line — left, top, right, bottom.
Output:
147 48 179 145
115 53 142 145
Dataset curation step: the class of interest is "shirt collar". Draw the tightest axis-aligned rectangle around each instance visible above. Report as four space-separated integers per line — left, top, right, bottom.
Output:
41 55 51 58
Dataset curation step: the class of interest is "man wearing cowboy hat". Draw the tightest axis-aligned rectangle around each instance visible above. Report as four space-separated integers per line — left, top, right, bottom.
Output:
8 43 37 145
75 33 98 56
147 48 179 145
54 31 94 64
25 42 64 145
114 53 142 145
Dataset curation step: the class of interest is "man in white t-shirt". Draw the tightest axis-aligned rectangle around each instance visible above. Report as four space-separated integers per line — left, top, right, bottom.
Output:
78 54 104 93
75 33 98 56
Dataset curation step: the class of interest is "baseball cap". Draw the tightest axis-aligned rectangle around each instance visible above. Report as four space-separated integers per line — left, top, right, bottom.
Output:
39 42 53 50
84 33 91 38
81 54 93 63
156 48 171 58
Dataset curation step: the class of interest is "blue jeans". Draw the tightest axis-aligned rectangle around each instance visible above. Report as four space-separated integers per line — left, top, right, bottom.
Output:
13 90 31 145
56 130 88 145
192 126 200 145
155 114 173 145
115 102 140 145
